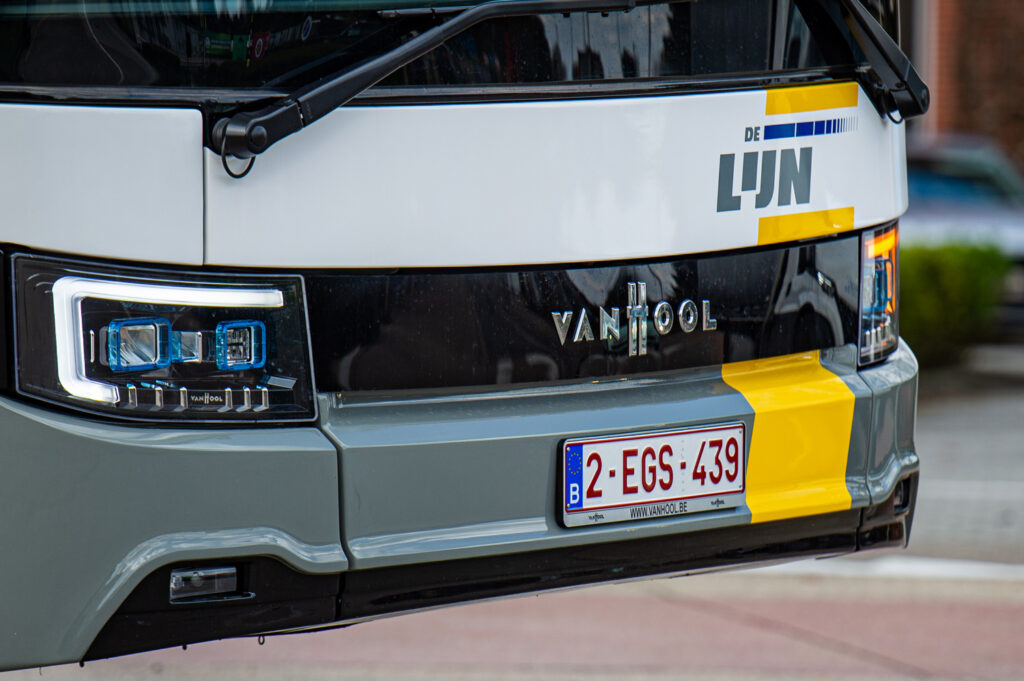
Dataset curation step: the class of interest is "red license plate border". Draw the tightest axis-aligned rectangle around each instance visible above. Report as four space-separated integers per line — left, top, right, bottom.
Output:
559 422 747 528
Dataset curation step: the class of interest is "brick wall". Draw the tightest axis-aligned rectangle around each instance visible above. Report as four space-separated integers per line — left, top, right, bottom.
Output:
926 0 1024 168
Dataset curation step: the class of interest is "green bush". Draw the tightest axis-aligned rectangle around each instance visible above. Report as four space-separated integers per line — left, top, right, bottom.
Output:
900 244 1010 367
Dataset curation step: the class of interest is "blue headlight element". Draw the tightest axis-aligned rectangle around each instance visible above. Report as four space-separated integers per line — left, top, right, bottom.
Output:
107 317 171 372
171 330 204 363
17 258 314 422
870 258 894 313
215 320 266 371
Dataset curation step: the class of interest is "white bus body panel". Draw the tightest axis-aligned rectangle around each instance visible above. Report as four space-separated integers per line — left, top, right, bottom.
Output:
204 86 907 268
0 104 203 265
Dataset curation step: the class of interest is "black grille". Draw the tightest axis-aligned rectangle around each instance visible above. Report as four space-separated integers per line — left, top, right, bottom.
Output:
305 233 861 393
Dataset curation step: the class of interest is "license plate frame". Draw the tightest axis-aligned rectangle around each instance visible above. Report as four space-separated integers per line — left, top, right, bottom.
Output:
561 423 746 527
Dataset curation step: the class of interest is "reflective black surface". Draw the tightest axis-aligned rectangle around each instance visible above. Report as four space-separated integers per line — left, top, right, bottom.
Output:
306 234 861 393
0 0 852 91
12 256 317 423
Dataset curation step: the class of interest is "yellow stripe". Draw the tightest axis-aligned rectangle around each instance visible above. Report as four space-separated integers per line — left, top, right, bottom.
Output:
721 351 855 524
757 207 855 245
765 82 859 115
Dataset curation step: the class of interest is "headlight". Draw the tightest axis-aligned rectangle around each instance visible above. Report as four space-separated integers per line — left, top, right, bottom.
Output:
859 223 899 365
13 255 315 422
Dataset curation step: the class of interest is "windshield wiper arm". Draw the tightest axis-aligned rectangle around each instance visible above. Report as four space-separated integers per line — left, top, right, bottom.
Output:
212 0 636 166
213 0 926 177
819 0 933 120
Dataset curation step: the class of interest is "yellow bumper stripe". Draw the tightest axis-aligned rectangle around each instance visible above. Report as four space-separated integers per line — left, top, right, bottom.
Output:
757 207 855 245
721 351 855 524
765 81 859 115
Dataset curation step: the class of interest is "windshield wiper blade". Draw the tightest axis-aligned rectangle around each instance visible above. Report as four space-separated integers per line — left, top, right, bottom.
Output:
212 0 636 167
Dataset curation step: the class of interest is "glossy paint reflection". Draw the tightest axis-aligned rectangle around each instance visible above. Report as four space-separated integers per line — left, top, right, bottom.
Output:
306 234 861 392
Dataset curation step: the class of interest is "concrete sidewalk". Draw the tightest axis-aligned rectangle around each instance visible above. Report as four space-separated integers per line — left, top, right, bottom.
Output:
911 344 1024 563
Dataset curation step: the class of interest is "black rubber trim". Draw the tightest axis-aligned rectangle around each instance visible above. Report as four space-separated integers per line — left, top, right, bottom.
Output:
84 558 338 661
859 472 918 550
349 68 852 105
85 489 915 662
339 509 863 620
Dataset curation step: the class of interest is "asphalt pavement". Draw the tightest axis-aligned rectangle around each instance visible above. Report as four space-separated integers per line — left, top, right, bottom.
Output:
10 345 1024 681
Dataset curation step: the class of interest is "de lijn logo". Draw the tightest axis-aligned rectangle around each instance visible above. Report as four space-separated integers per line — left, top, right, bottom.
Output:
716 114 858 213
716 145 812 213
551 281 716 357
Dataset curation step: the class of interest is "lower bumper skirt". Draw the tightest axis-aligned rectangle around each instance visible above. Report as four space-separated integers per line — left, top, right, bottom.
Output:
340 475 916 621
86 473 917 662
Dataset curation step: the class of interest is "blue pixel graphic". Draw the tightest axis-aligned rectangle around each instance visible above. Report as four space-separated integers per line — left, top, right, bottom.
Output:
764 115 858 141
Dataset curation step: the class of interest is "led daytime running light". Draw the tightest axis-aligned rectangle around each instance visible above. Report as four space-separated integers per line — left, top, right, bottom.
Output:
52 277 284 404
858 224 899 365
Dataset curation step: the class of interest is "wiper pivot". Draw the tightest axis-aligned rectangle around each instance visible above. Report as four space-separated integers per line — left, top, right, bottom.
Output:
830 0 929 120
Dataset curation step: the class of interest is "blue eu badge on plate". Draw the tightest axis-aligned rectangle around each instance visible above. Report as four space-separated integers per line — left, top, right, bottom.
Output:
565 443 584 510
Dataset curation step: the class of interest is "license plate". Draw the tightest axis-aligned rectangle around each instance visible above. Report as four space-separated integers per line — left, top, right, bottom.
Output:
562 423 746 527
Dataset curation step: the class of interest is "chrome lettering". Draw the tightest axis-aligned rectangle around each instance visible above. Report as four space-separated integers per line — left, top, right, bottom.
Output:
679 300 698 333
552 284 715 351
599 306 621 342
551 311 574 346
573 308 595 343
653 301 674 335
627 282 648 357
702 300 718 331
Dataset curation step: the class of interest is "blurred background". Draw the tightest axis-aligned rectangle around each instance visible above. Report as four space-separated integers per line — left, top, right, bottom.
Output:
894 0 1024 569
898 0 1024 361
12 2 1024 680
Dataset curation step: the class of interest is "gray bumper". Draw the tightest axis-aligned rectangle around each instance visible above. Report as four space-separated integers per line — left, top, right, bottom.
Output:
0 342 918 670
0 399 344 671
325 342 918 569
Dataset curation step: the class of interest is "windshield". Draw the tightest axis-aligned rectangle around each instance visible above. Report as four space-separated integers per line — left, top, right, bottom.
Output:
0 0 877 92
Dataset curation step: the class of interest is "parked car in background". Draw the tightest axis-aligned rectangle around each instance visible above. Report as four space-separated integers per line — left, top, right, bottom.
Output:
909 133 1024 199
901 134 1024 326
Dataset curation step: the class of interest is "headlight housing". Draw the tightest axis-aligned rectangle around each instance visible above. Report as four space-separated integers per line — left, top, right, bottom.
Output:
859 223 899 365
13 255 315 422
